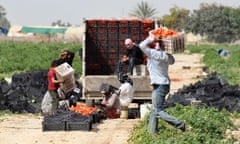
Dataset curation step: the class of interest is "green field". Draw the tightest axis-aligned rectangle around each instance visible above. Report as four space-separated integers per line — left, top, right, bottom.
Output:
1 41 240 143
0 41 82 79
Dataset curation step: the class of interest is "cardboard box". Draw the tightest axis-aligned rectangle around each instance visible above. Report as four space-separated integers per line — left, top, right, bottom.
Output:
55 62 76 92
55 62 74 78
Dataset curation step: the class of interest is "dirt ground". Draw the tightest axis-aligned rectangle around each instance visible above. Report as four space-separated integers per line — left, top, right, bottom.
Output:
0 53 239 144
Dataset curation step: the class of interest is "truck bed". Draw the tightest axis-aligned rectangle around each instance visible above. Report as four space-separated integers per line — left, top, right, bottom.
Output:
81 75 152 100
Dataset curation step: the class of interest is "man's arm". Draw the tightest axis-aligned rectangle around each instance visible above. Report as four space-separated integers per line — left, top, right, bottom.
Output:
105 93 118 108
139 37 155 57
139 32 169 62
51 77 64 84
121 55 129 62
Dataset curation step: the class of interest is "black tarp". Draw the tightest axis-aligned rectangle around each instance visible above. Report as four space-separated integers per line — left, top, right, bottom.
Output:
166 73 240 113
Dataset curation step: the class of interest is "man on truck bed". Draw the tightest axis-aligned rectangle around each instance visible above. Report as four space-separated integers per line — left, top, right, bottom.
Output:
116 38 144 75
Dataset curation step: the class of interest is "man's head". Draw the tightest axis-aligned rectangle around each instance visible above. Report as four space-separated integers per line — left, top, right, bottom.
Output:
50 59 59 67
60 49 68 59
100 83 112 96
157 40 165 51
124 38 133 49
118 72 133 85
147 40 165 51
118 72 128 83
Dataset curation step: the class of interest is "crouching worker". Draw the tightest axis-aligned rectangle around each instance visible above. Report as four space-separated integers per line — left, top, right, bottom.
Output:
100 83 120 119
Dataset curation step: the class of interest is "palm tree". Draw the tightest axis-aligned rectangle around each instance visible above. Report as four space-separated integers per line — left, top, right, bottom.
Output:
128 1 157 19
0 5 6 17
0 5 10 30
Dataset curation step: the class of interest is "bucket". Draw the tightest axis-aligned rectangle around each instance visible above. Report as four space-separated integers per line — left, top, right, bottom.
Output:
140 104 152 119
120 106 128 119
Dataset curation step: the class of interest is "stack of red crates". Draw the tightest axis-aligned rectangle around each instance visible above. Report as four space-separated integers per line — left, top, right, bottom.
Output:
85 19 154 75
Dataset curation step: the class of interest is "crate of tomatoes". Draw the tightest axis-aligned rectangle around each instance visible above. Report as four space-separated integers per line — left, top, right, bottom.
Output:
152 28 185 54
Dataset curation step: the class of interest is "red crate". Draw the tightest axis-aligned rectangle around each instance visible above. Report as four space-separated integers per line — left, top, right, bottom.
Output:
119 20 129 27
96 20 107 27
97 33 107 39
108 27 118 33
97 28 107 33
108 53 117 59
87 27 97 33
108 59 118 65
107 20 119 27
107 35 118 41
129 21 141 27
87 20 97 27
108 48 117 53
119 28 128 34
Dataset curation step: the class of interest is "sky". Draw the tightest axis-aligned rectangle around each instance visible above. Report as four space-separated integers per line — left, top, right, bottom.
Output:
0 0 239 26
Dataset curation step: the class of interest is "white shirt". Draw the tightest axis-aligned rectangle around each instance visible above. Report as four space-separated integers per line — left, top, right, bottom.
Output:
139 37 175 85
119 82 134 106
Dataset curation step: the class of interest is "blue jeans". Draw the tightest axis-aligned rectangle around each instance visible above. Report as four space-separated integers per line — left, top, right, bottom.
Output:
148 84 183 134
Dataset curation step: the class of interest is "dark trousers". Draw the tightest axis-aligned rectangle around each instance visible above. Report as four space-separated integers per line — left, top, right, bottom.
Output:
116 57 142 75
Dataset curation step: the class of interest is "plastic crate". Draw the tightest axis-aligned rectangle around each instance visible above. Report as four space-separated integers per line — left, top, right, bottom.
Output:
162 34 185 54
128 108 140 119
91 112 100 123
42 121 66 131
66 120 92 131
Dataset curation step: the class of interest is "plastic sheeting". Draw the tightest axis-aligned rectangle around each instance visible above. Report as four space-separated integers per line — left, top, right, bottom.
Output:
21 26 67 34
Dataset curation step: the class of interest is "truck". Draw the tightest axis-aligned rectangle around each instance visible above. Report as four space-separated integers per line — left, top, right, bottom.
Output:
80 18 185 104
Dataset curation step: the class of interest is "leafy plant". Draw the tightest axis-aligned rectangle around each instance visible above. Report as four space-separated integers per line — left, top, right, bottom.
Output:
128 105 237 144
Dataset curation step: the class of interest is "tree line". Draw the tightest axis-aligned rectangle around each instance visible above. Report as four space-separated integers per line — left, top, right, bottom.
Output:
1 2 240 43
129 2 240 43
